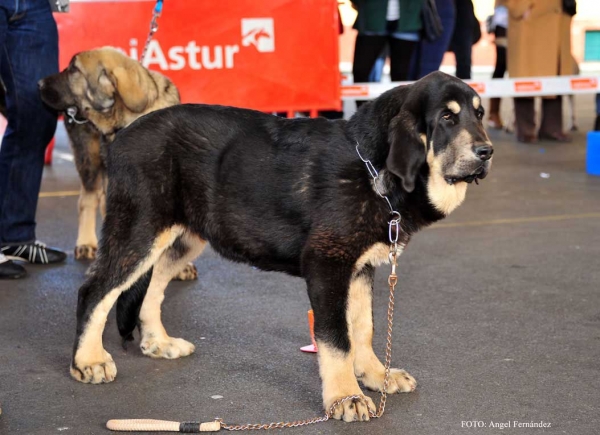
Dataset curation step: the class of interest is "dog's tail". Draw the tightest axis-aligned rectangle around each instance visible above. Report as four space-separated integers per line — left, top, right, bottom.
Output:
116 268 153 347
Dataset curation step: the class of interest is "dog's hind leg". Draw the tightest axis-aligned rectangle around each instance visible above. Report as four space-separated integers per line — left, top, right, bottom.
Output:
349 266 417 394
71 225 185 384
138 233 206 359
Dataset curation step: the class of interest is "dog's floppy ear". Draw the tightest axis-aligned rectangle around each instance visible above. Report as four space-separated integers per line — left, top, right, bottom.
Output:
386 90 427 193
110 62 153 113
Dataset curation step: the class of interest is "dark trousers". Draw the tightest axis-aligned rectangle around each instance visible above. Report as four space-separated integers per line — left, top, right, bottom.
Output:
492 28 507 80
451 0 474 79
409 0 456 80
490 26 507 115
353 20 417 84
0 0 58 246
514 97 563 138
353 31 417 108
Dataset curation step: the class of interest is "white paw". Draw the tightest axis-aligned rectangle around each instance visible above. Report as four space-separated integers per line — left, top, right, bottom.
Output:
173 263 198 281
74 244 97 260
359 368 417 394
325 394 376 422
140 335 195 359
70 350 117 384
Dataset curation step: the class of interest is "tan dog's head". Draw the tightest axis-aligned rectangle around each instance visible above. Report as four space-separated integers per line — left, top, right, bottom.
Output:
39 47 158 119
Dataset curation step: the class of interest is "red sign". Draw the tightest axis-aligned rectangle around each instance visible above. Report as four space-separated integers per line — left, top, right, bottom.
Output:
55 0 340 112
514 81 542 93
570 77 598 90
341 85 370 97
468 82 486 94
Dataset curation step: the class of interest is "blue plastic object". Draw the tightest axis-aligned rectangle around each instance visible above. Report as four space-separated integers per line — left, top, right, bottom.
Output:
587 131 600 176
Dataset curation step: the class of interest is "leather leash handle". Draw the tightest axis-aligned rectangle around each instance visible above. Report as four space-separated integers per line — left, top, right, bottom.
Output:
107 419 221 432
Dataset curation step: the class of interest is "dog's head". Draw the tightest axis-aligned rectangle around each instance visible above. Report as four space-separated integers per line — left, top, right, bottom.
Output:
38 47 157 118
382 71 493 214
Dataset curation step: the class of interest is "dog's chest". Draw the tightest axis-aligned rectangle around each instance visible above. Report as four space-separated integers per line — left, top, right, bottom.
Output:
354 242 404 272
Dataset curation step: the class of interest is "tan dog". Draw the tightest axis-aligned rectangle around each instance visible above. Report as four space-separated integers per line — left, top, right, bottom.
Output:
39 47 196 280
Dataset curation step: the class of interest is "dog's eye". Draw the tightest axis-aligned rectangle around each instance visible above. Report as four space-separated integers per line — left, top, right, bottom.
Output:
442 113 454 122
476 110 484 120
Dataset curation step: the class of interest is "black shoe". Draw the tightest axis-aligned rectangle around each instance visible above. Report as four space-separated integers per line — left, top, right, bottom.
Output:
0 257 27 279
594 115 600 132
1 241 67 264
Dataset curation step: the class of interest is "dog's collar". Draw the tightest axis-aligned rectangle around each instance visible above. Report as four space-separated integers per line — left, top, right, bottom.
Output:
66 107 89 125
355 143 401 248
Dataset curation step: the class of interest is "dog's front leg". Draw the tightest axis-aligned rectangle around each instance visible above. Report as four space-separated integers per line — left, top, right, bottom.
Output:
350 265 417 394
304 253 375 422
75 182 102 260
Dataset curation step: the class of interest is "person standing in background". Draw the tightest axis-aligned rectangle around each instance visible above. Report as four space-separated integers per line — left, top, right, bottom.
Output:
0 0 66 279
352 0 424 103
409 0 456 80
449 0 478 79
506 0 574 143
488 0 508 129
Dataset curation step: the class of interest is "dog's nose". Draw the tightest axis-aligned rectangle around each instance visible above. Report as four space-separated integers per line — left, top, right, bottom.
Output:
474 144 493 161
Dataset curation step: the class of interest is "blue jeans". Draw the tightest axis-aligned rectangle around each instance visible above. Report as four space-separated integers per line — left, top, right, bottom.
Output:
0 0 58 246
409 0 456 80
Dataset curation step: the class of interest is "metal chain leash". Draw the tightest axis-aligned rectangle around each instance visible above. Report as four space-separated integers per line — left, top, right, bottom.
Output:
216 250 398 431
140 0 163 65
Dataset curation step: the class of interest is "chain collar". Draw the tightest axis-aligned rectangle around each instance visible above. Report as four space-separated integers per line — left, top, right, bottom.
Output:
66 107 89 125
355 143 402 251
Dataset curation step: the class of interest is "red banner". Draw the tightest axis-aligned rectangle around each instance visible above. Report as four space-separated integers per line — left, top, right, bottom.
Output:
55 0 341 112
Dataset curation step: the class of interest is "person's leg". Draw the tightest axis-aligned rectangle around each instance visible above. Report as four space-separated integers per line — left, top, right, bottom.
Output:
539 97 570 141
389 38 417 82
417 0 456 78
353 34 386 107
451 0 474 79
352 34 387 83
489 32 507 129
595 94 600 131
0 0 59 248
514 97 536 142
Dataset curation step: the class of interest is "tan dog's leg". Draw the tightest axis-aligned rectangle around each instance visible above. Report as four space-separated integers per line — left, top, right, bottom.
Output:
139 234 206 358
75 178 103 260
349 269 417 394
71 227 184 384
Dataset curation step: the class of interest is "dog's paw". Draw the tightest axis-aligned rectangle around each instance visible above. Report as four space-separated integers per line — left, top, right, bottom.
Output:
173 262 198 281
74 244 97 260
70 350 116 384
325 394 376 422
140 335 195 359
360 368 417 394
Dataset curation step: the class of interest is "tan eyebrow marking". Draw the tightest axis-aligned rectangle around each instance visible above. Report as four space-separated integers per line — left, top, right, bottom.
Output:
473 96 481 109
447 101 461 114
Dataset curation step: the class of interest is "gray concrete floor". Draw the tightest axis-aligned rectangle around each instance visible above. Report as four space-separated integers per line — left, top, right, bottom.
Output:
1 96 600 435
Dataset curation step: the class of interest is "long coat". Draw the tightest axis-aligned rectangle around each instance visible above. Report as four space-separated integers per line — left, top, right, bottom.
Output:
505 0 573 77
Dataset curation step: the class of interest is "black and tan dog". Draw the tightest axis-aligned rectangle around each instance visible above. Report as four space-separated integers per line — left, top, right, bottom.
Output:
70 72 493 421
38 48 194 280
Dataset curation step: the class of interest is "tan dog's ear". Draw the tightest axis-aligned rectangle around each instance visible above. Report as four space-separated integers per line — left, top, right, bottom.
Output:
98 69 116 95
111 64 151 113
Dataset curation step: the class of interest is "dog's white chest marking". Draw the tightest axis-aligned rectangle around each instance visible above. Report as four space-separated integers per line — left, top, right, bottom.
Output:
426 147 467 215
354 243 404 272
